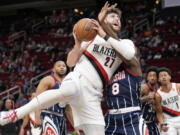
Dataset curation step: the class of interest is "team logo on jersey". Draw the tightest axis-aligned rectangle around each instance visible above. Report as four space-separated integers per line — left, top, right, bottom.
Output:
46 127 56 135
93 44 116 58
162 95 179 106
43 116 58 135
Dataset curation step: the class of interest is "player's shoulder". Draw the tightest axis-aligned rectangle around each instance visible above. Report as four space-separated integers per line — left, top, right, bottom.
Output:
40 75 54 84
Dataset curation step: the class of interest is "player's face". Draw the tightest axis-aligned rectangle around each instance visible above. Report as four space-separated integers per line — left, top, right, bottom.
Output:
54 61 67 76
105 13 121 32
158 71 171 85
147 71 157 85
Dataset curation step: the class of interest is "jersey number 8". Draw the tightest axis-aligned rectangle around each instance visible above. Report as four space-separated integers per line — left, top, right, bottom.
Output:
112 83 120 95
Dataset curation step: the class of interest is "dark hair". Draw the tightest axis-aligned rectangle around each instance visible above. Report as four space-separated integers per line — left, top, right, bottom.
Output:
106 8 122 18
158 67 172 76
145 66 158 80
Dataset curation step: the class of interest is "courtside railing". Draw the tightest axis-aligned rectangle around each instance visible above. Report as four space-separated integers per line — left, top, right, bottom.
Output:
0 85 21 100
133 18 149 33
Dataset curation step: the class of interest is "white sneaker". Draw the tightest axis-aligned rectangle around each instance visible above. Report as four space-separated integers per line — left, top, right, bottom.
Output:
0 110 17 126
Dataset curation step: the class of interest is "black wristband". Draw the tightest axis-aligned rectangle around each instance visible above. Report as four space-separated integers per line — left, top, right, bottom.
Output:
104 34 110 41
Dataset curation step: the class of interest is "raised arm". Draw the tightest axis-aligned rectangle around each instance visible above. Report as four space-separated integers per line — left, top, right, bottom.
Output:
66 44 84 68
66 29 86 67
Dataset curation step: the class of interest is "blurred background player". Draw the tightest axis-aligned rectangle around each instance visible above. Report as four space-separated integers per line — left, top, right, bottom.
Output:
155 67 180 135
34 60 80 135
19 93 42 135
141 66 160 135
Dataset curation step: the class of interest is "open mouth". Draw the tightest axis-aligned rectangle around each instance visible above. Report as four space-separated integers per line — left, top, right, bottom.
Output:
113 24 119 27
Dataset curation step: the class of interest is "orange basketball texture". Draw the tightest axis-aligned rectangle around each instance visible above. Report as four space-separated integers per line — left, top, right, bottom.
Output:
74 18 97 41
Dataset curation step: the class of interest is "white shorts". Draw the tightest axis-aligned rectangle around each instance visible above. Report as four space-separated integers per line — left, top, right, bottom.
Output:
60 71 105 128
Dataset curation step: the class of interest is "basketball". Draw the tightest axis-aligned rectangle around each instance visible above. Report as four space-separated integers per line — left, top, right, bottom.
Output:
74 18 97 41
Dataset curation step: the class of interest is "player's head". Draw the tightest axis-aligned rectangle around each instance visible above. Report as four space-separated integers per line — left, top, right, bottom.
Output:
104 8 122 32
52 60 67 77
146 66 158 85
158 67 172 85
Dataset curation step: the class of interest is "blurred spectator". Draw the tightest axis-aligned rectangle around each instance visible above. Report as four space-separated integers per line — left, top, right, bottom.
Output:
156 18 165 26
0 100 3 111
1 99 20 135
0 80 7 92
15 92 28 108
140 58 148 72
9 94 15 101
153 52 162 59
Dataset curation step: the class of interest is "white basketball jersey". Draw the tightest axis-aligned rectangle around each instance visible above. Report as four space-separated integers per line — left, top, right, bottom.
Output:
157 83 180 119
74 35 122 89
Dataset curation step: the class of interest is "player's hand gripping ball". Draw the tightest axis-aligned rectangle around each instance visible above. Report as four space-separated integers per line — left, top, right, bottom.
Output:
74 18 97 41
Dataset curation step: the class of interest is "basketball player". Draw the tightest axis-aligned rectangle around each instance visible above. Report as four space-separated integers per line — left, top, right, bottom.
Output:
155 67 180 135
0 2 136 135
35 60 80 135
104 47 149 135
19 93 42 135
141 66 160 135
95 3 148 135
